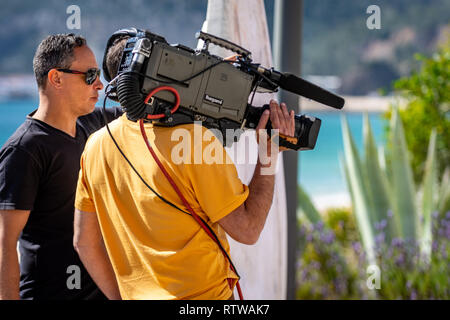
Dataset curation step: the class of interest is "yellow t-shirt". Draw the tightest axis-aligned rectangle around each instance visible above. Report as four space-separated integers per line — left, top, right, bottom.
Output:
75 114 249 300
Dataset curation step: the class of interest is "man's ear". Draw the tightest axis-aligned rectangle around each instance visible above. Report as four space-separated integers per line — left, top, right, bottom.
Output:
47 69 63 89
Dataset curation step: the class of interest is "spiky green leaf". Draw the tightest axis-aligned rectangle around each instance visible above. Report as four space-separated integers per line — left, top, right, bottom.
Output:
297 185 322 224
389 108 418 241
420 129 437 260
341 115 376 264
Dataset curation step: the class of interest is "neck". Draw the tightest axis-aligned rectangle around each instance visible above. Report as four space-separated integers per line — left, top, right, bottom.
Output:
33 92 78 137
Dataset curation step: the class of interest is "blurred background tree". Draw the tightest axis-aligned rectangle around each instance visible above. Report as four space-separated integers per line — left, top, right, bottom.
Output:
2 0 450 96
385 42 450 183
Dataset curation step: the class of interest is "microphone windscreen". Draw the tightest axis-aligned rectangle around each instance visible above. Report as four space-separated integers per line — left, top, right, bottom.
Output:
279 73 345 109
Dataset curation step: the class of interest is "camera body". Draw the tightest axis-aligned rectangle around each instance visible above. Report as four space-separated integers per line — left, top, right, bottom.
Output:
105 28 342 150
140 39 252 126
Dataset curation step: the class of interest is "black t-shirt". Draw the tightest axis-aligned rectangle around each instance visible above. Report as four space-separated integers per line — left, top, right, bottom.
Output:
0 107 123 300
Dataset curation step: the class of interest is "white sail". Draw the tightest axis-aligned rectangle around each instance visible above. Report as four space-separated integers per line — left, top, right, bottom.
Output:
199 0 287 300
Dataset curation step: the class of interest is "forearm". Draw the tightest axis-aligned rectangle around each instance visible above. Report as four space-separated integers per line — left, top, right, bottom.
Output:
0 245 20 300
75 242 121 300
243 155 277 238
219 100 293 245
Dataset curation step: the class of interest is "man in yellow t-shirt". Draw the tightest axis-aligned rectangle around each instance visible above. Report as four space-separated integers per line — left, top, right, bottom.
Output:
73 36 295 300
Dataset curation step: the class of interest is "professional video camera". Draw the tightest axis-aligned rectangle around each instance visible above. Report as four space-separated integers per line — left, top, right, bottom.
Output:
103 28 345 151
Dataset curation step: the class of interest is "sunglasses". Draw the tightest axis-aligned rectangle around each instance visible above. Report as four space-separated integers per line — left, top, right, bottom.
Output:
56 68 101 85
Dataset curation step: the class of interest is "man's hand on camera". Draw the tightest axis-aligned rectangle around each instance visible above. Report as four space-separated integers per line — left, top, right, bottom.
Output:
255 99 295 154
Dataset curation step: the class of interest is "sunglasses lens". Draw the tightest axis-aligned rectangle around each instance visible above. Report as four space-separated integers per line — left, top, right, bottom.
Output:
86 69 100 85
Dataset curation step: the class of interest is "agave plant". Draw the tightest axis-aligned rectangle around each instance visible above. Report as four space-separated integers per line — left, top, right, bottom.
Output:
296 111 449 298
339 108 449 264
297 109 449 264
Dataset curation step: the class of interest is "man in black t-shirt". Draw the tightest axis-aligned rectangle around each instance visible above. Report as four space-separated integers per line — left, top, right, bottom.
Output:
0 34 122 299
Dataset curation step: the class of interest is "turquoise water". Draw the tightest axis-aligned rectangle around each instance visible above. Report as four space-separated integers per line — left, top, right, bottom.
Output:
0 100 387 199
299 111 386 199
0 100 39 144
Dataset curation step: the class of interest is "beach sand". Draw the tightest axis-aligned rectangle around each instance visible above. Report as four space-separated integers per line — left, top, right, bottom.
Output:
311 192 352 212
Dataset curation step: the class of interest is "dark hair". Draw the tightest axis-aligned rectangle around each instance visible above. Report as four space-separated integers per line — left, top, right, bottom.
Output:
105 36 129 80
33 33 86 89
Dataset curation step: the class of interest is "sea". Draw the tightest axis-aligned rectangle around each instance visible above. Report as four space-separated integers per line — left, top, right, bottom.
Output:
0 100 386 210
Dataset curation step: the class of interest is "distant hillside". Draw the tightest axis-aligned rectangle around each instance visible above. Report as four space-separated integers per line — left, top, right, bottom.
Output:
0 0 208 75
0 0 449 95
298 0 450 94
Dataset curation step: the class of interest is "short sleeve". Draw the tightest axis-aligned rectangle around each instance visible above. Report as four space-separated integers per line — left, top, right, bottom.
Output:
74 153 96 213
184 127 249 223
0 147 41 210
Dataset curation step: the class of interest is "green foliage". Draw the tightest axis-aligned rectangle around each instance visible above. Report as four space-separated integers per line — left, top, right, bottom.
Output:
296 106 449 299
299 0 450 94
323 207 359 245
384 43 450 183
341 109 449 265
374 233 450 299
296 213 364 300
296 187 450 299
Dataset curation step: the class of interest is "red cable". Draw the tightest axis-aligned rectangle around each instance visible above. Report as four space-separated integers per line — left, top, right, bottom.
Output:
144 86 180 119
138 111 244 300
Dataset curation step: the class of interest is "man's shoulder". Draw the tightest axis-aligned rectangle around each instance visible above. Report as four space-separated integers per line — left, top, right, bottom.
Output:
0 121 47 171
0 119 48 155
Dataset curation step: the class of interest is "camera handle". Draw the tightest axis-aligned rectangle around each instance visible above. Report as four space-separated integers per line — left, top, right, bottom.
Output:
196 31 252 59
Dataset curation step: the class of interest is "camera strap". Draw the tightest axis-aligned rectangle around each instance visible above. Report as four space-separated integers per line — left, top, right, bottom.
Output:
138 119 244 301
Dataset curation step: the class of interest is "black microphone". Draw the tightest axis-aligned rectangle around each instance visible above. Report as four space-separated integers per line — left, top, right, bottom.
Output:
278 73 345 109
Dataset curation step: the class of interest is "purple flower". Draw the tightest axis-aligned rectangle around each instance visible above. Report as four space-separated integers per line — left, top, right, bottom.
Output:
395 253 405 266
406 280 412 289
392 237 403 248
441 244 448 259
387 210 393 218
432 211 439 219
410 290 417 300
316 221 324 232
432 241 439 252
352 242 362 253
321 231 336 244
334 278 346 293
445 225 450 239
306 233 314 242
446 211 450 219
375 232 385 246
300 269 308 282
